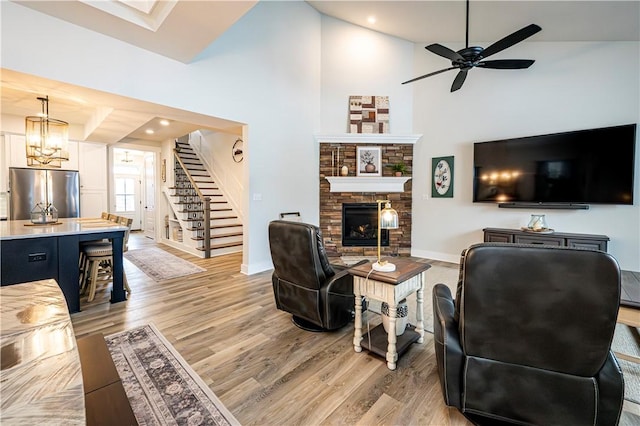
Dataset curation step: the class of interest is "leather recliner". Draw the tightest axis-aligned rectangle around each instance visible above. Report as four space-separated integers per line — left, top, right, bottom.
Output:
268 220 360 331
433 243 624 425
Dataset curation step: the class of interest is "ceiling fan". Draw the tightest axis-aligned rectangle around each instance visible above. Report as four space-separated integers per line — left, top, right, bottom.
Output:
402 0 541 92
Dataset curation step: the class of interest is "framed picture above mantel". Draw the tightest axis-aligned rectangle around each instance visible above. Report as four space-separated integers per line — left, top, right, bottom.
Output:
357 146 382 177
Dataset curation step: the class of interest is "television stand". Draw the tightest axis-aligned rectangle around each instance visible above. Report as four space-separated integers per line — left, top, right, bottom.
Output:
483 228 609 252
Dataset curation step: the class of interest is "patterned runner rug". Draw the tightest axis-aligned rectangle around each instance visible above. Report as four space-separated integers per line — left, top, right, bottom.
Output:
125 248 206 282
106 324 239 426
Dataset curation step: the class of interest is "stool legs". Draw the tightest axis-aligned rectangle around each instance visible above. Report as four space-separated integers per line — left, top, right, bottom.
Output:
83 254 129 302
124 271 131 294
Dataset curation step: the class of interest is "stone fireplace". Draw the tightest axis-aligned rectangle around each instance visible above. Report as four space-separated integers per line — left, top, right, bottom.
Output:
342 203 389 247
318 139 414 258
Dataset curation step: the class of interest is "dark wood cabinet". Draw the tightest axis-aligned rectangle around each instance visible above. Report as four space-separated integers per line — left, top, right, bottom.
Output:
483 228 609 252
1 228 125 313
1 237 59 285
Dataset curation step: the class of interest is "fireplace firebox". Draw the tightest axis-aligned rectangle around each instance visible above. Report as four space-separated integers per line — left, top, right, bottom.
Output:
342 203 389 247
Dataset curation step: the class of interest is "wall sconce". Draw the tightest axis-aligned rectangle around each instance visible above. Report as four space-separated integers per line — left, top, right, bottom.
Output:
25 96 69 168
373 199 399 272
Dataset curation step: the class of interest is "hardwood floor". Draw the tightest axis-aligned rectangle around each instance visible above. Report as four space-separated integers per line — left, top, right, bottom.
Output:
71 233 639 425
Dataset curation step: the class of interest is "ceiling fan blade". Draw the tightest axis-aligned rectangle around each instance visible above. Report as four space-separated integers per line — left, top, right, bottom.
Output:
451 70 468 92
402 67 457 85
480 24 542 59
426 44 464 62
478 59 535 69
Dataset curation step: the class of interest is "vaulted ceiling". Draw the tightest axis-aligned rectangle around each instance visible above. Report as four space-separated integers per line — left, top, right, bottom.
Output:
2 0 258 144
2 1 638 145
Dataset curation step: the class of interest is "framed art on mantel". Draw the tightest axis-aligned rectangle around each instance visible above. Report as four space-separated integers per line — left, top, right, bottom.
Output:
349 96 390 134
432 156 454 198
357 146 382 176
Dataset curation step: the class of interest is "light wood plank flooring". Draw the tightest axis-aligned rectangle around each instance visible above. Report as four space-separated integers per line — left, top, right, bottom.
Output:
71 233 640 425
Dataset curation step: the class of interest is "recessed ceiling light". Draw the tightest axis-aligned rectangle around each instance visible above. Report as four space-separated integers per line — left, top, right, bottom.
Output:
145 129 154 134
367 16 376 24
159 119 170 126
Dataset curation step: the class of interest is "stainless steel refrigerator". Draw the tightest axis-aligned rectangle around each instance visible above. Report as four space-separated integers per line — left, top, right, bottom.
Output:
9 167 80 220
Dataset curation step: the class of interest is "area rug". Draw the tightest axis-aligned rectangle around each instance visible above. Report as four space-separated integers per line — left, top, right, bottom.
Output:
105 324 239 426
125 248 206 282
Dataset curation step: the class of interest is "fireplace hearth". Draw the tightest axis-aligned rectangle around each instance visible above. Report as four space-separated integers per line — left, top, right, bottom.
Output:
342 203 389 247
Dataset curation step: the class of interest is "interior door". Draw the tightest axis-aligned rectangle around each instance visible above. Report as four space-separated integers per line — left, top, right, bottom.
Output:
143 152 155 239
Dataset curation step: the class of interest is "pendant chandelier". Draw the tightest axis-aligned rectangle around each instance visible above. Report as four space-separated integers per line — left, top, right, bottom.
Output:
25 96 69 168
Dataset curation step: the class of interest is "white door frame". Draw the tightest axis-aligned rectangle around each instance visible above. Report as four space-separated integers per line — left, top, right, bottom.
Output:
109 145 161 236
143 151 156 239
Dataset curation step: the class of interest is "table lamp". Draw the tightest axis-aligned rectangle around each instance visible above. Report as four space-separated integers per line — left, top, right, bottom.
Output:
373 200 399 272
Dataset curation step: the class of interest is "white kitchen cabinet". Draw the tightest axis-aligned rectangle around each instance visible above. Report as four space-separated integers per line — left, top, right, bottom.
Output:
78 142 108 217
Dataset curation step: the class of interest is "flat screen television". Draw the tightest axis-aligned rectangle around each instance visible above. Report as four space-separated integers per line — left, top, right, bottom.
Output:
473 124 636 206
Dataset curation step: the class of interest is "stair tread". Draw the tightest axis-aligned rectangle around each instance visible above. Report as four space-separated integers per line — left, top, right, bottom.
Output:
170 193 223 197
196 241 243 251
191 232 243 241
179 208 232 212
184 216 238 221
186 224 242 231
174 200 228 204
184 223 240 228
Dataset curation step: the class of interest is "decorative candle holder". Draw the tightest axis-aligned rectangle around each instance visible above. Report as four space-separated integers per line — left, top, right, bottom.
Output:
527 214 548 231
30 202 59 224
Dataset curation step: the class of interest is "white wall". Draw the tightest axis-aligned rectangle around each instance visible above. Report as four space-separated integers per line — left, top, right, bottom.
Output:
320 16 415 134
409 41 640 271
1 1 322 274
191 130 244 220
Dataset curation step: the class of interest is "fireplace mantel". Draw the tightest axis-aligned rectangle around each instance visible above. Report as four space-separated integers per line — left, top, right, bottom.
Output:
325 176 411 193
315 134 422 144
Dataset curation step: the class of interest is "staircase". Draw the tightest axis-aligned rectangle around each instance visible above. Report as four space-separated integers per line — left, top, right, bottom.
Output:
166 138 243 258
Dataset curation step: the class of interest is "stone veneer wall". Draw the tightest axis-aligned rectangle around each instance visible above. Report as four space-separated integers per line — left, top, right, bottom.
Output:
319 143 413 258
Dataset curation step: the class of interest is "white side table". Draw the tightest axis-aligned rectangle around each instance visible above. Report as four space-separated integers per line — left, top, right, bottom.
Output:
349 257 431 370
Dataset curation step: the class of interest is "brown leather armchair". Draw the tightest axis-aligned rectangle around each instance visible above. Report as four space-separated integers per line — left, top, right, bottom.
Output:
433 243 624 425
268 220 362 331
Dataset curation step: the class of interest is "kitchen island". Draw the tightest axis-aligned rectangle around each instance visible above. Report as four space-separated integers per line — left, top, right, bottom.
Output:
0 218 128 313
1 279 86 424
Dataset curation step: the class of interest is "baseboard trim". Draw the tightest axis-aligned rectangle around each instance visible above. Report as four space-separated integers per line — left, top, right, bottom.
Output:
242 260 273 276
411 249 459 265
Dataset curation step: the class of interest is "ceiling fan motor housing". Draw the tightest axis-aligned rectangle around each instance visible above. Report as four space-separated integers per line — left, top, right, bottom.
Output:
455 46 484 68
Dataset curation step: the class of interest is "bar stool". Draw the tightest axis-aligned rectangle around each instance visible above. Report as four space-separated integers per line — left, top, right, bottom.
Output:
78 212 112 286
82 216 133 302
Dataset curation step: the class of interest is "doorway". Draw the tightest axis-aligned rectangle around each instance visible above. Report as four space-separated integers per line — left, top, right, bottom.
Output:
111 147 158 237
112 149 144 230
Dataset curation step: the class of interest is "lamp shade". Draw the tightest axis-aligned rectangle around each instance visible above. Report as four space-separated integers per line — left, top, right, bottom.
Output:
380 203 399 229
25 96 69 168
373 200 399 272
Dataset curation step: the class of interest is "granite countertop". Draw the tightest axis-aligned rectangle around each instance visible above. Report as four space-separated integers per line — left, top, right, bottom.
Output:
0 279 85 424
0 218 127 240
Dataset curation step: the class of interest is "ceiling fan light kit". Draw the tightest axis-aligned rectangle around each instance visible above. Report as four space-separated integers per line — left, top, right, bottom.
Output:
403 0 541 92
